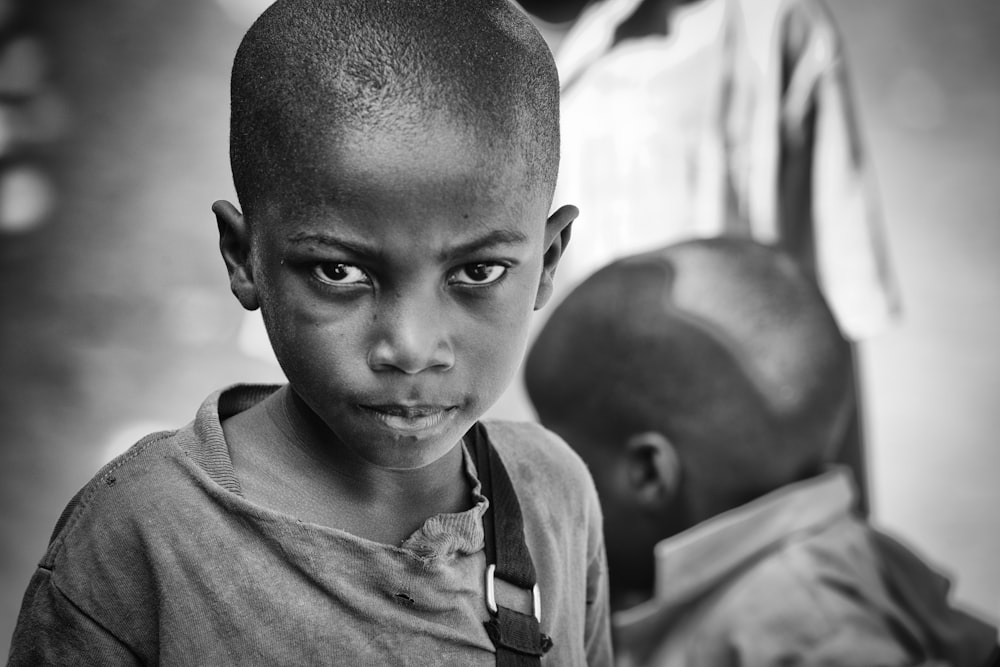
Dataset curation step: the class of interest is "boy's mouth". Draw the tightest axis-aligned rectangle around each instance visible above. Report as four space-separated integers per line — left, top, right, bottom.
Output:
358 404 458 433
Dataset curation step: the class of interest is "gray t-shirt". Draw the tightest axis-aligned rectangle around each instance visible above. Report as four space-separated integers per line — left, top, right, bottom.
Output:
9 385 612 666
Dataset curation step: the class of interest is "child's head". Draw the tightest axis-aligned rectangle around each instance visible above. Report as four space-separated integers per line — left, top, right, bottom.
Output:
214 0 575 469
227 0 561 221
525 237 852 600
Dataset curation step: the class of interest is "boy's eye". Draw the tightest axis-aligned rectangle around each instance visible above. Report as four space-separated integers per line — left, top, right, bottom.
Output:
312 262 370 286
449 262 507 286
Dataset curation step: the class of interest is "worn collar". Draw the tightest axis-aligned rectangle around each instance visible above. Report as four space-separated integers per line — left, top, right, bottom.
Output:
614 467 857 633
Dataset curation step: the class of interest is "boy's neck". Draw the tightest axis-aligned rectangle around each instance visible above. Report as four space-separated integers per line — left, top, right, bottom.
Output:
224 386 473 545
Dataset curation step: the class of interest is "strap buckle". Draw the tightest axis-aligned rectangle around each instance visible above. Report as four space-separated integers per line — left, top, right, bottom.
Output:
485 563 541 623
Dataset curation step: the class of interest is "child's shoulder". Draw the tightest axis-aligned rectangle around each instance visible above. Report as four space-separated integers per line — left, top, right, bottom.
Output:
481 418 588 470
42 426 197 562
480 418 597 498
46 384 275 560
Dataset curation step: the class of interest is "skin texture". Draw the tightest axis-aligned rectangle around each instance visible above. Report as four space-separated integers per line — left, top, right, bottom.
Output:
215 118 575 544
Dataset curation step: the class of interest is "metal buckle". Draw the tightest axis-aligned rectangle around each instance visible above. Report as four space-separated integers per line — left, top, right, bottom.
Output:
485 563 541 622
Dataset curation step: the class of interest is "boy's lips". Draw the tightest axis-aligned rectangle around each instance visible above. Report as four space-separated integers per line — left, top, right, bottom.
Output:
358 403 459 433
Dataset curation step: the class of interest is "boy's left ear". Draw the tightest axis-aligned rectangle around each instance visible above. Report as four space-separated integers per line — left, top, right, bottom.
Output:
534 204 577 310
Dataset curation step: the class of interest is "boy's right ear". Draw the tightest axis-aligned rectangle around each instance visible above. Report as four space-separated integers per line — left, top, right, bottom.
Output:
213 200 260 311
624 431 681 510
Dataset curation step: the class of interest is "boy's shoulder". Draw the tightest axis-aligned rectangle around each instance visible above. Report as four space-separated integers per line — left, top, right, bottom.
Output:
41 424 202 567
481 418 598 499
40 386 262 571
689 509 998 665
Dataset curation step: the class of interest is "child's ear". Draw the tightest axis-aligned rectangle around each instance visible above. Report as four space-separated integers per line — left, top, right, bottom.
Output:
213 200 260 311
534 204 577 310
624 431 681 510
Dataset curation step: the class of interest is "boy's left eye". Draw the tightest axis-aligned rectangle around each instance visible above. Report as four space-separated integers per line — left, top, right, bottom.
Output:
449 263 507 286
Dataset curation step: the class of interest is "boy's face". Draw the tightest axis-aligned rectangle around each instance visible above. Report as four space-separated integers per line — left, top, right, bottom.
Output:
219 119 571 470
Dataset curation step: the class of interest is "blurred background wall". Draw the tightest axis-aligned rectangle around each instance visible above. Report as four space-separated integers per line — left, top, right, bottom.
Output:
1 0 997 655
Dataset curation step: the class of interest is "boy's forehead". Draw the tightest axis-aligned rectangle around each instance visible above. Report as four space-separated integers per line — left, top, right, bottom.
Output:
263 116 548 215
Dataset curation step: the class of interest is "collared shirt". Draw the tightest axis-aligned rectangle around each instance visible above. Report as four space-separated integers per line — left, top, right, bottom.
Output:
10 385 612 666
534 0 900 340
611 468 997 666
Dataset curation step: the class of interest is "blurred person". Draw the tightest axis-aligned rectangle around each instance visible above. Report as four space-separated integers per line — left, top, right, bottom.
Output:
7 0 612 664
515 0 900 515
525 237 998 666
517 0 897 335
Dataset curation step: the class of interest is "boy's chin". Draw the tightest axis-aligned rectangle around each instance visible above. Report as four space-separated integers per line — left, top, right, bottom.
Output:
346 409 471 470
354 439 464 472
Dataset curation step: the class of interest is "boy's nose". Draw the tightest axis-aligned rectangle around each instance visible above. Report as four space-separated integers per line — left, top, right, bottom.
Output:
367 292 455 374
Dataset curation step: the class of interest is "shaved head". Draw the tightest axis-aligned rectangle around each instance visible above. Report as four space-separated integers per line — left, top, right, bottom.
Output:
229 0 560 217
526 238 853 502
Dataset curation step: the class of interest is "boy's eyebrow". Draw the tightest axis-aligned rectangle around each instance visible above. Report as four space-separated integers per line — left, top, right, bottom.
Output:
286 231 381 259
285 228 530 260
443 228 530 260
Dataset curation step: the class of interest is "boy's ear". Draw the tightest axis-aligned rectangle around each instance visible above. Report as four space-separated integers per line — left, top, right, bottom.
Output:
623 431 681 510
213 200 260 311
534 204 577 310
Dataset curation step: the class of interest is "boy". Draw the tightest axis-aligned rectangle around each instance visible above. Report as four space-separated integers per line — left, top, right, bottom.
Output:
525 238 997 665
8 1 612 664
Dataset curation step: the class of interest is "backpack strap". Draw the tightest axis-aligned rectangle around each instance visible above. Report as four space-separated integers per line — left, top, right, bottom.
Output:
467 423 553 665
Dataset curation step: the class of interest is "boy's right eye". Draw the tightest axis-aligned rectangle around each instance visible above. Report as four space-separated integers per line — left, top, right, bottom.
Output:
312 262 370 286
